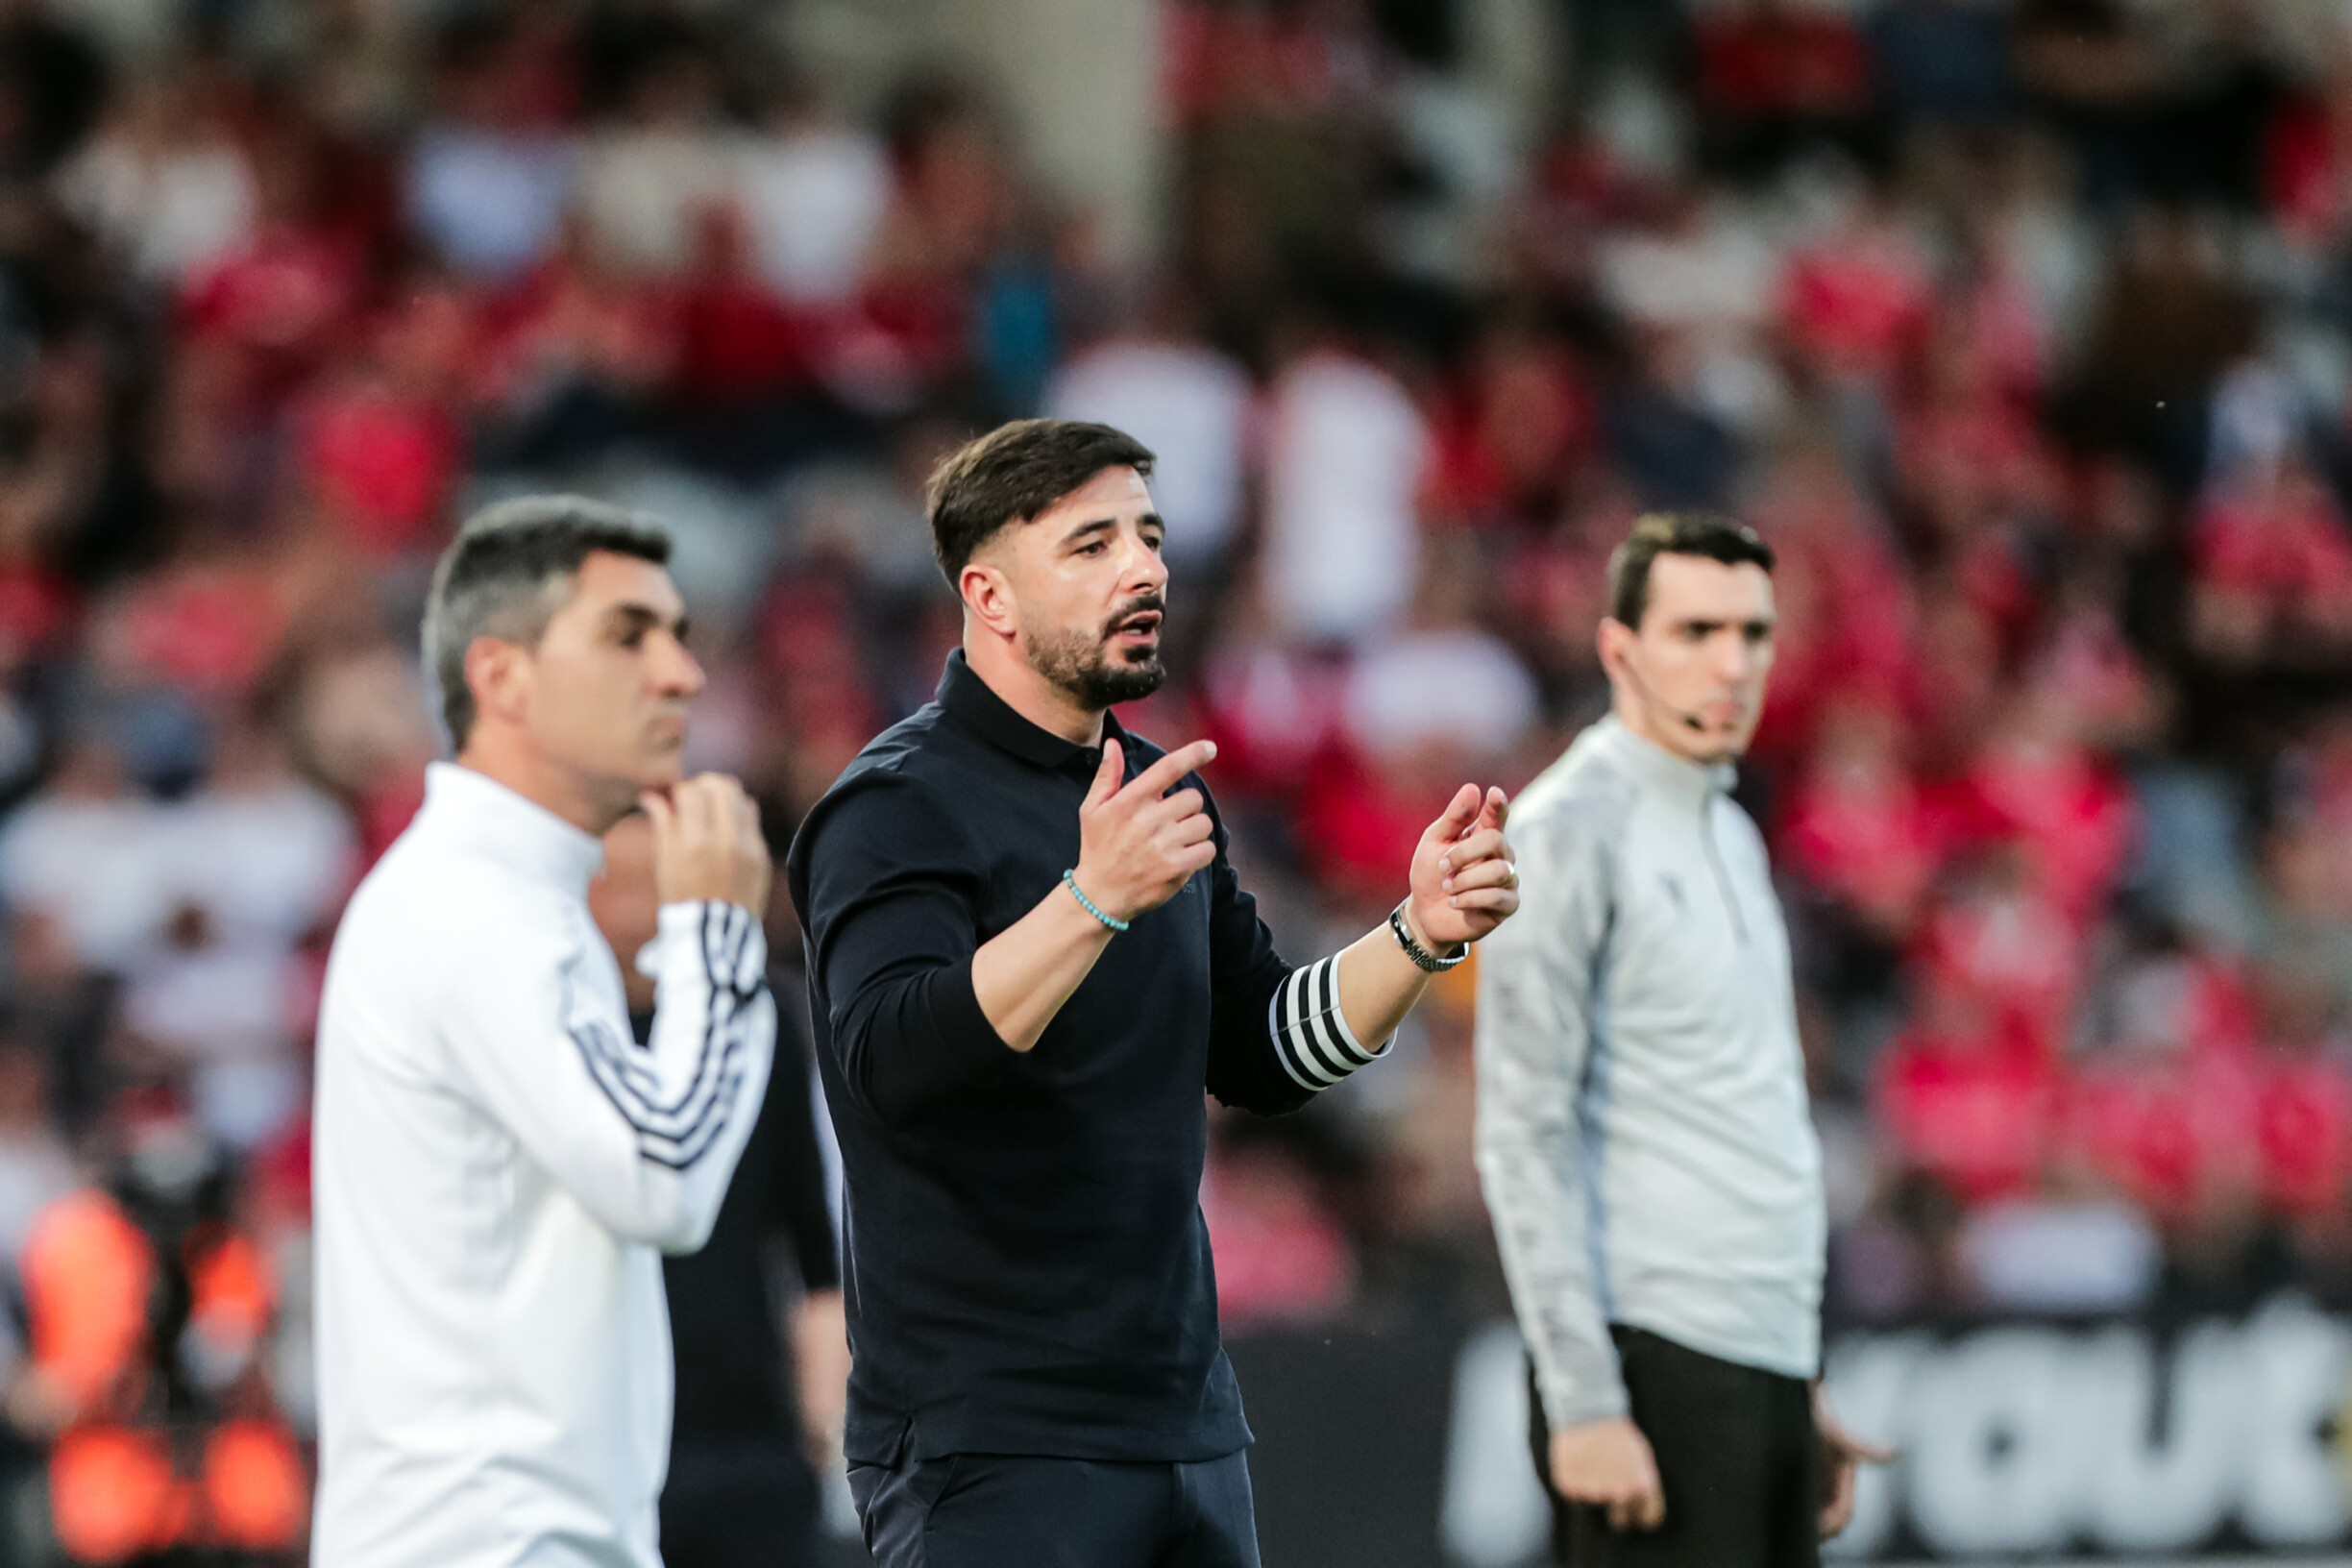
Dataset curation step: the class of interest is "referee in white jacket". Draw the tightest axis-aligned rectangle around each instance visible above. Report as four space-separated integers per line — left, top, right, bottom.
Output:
1475 513 1886 1568
313 497 777 1568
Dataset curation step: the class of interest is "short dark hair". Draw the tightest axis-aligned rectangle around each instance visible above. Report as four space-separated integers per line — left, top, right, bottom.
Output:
925 419 1157 584
422 495 673 752
1605 511 1776 629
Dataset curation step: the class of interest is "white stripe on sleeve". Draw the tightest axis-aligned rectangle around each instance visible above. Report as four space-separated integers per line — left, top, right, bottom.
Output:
1266 955 1389 1093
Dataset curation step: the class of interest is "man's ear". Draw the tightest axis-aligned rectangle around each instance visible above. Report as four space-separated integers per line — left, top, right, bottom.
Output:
463 636 532 732
960 557 1019 642
1595 617 1632 684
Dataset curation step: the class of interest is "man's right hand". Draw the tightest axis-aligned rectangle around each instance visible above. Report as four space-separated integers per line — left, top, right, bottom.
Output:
1551 1416 1666 1532
642 772 772 913
1072 738 1218 923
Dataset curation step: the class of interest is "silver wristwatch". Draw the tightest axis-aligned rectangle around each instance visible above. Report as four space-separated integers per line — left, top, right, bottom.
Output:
1389 900 1469 972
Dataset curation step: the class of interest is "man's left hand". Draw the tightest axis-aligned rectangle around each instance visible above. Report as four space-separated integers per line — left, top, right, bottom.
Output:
1815 1385 1896 1540
1407 784 1517 951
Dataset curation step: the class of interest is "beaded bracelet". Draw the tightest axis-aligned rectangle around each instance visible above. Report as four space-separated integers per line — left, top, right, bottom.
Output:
1063 870 1131 932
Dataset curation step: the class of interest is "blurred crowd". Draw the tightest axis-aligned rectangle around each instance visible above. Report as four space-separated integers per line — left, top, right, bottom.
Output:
0 0 2349 1557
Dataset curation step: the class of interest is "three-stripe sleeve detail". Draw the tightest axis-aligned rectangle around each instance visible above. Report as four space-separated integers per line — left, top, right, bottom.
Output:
1266 955 1388 1093
568 901 770 1170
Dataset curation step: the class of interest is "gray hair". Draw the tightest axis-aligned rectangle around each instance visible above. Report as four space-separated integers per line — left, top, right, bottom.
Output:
422 495 673 752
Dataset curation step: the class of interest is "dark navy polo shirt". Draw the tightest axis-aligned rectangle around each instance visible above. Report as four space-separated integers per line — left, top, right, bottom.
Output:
785 650 1312 1467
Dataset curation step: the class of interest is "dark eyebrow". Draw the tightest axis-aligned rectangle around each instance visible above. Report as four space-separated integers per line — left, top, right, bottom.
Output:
1671 615 1776 635
603 600 688 640
1059 512 1166 548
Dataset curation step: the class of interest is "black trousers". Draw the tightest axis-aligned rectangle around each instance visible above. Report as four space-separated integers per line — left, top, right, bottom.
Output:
846 1449 1261 1568
1528 1327 1821 1568
659 1437 822 1568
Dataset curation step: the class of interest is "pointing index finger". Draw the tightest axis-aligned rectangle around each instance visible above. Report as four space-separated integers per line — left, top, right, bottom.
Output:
1122 739 1217 801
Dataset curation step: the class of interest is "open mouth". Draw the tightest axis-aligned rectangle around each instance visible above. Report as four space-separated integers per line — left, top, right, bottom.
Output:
1111 611 1162 642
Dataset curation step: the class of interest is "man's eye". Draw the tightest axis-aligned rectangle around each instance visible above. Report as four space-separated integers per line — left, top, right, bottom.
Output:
1079 542 1106 556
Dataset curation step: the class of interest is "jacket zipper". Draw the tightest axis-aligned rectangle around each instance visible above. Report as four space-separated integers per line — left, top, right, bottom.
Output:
1700 797 1749 945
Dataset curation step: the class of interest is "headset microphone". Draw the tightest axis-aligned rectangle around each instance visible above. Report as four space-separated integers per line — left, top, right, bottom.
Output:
1623 659 1712 734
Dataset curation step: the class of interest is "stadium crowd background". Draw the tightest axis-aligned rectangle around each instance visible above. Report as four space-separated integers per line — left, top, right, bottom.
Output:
0 0 2348 1558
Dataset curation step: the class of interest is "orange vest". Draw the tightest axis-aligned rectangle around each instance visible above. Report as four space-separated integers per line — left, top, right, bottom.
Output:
19 1189 306 1563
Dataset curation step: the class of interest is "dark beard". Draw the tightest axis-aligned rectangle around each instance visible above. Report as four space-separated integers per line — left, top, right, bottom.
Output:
1029 600 1168 710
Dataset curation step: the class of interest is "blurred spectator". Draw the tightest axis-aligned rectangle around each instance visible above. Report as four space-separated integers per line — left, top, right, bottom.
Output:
292 283 471 567
56 67 255 288
1257 326 1429 646
1592 185 1783 435
735 77 891 306
1201 1120 1354 1329
1340 553 1538 768
2187 445 2352 669
1779 700 1940 942
12 1089 306 1564
2066 206 2259 481
576 39 736 281
473 214 677 471
2012 0 2168 208
0 729 172 972
849 75 1020 405
1046 289 1252 575
0 1038 74 1275
1876 975 2060 1204
2251 815 2352 1050
1424 318 1599 527
1693 0 1875 181
405 16 576 282
1599 325 1742 510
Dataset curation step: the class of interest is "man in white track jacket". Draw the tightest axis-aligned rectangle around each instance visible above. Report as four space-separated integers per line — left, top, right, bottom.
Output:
312 497 776 1568
1475 512 1886 1568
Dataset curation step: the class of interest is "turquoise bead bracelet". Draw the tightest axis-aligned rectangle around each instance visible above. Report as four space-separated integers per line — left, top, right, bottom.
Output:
1063 870 1130 932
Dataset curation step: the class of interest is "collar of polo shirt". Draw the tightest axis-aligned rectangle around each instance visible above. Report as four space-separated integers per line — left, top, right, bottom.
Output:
934 649 1135 781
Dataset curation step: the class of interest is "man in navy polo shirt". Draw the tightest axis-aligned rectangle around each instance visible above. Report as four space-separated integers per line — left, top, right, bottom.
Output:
788 418 1521 1566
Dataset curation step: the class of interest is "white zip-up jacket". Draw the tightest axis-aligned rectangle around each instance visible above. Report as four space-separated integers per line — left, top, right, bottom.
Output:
1475 717 1825 1431
312 763 775 1568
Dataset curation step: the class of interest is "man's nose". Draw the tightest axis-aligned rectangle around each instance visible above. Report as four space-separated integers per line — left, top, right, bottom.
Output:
657 635 706 697
1121 533 1168 594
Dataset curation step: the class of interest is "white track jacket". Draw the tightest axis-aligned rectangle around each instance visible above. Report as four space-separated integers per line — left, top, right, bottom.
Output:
312 763 775 1568
1475 717 1825 1432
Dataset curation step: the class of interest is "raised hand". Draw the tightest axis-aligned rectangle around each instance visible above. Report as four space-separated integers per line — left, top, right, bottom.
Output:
641 772 772 913
1071 737 1219 924
1406 783 1516 951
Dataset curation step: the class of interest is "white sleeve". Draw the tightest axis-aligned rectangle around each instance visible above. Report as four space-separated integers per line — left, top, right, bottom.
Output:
1473 806 1627 1430
441 898 775 1254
